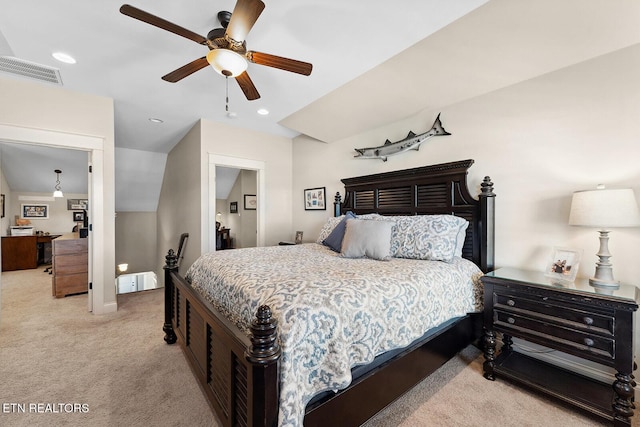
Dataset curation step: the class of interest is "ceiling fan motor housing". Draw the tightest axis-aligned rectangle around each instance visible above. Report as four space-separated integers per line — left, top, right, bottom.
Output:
207 28 226 44
217 11 232 28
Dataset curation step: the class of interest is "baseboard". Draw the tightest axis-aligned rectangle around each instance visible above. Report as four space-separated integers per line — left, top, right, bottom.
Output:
93 301 117 314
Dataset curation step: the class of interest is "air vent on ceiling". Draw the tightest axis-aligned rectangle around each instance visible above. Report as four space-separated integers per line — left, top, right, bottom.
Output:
0 56 62 85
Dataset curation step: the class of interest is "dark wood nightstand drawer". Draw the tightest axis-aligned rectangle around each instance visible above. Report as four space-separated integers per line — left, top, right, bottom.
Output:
482 267 639 426
493 292 614 336
493 310 615 360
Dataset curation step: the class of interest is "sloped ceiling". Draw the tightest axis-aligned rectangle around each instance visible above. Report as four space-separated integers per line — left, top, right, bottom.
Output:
1 0 639 211
281 0 640 142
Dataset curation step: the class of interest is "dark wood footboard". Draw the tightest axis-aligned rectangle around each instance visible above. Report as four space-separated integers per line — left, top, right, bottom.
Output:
163 250 280 427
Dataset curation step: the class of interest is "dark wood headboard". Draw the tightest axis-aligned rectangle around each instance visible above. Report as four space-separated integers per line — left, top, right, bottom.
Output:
334 159 495 272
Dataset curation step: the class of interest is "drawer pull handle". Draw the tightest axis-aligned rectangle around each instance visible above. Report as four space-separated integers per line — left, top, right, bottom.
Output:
507 317 516 324
507 299 515 307
583 317 594 326
584 338 595 347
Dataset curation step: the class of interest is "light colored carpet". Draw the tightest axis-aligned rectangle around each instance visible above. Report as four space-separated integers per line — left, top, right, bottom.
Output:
0 268 631 426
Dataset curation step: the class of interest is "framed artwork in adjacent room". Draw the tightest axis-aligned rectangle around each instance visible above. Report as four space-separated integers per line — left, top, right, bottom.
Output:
244 194 257 210
73 211 86 222
230 201 238 214
304 187 326 210
21 204 49 219
1 194 4 218
67 199 88 210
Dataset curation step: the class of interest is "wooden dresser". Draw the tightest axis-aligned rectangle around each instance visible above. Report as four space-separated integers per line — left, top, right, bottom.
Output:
52 233 88 298
482 268 638 426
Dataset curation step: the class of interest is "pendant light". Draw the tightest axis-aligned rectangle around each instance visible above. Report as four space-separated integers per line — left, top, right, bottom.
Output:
53 169 64 198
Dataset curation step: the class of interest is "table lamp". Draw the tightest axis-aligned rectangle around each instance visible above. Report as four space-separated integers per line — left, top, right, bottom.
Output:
569 185 640 287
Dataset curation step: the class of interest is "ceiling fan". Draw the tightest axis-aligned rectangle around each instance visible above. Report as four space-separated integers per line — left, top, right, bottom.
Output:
119 0 312 101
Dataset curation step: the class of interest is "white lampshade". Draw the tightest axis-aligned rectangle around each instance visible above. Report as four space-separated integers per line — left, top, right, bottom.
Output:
206 49 248 77
569 187 640 229
53 190 64 198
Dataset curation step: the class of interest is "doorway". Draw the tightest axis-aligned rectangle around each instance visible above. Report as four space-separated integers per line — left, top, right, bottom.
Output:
0 141 91 310
207 154 265 253
0 123 110 320
215 166 258 249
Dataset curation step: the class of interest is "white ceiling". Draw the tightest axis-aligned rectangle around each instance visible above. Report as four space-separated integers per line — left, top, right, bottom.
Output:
1 0 639 211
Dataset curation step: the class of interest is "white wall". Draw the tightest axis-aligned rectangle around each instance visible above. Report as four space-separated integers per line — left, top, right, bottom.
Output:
115 212 157 274
156 122 202 280
6 192 88 235
225 169 257 249
200 119 292 248
0 168 10 235
293 44 640 288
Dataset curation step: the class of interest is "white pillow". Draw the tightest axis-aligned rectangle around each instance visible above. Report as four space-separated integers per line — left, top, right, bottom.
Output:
340 219 394 261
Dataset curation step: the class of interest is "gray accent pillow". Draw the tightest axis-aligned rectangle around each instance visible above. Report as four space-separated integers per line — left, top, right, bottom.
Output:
341 219 394 261
322 211 356 252
316 212 383 243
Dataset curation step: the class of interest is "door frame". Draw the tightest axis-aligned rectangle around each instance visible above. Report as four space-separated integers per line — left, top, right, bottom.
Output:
0 124 107 314
207 154 265 253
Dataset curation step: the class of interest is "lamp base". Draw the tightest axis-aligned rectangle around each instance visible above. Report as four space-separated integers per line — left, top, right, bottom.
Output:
588 277 620 288
588 230 620 288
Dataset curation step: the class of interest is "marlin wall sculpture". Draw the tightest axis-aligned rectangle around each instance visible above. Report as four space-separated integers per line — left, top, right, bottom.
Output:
353 113 450 161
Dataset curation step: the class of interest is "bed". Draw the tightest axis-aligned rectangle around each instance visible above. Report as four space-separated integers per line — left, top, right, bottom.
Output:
162 159 496 427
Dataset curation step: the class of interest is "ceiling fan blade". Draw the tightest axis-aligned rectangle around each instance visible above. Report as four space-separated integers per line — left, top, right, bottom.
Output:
235 71 260 100
162 57 210 83
225 0 265 44
120 4 208 45
247 51 312 76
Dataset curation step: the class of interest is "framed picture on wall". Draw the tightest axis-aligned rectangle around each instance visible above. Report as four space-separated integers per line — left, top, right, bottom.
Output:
230 201 238 214
21 204 49 219
73 211 86 222
67 199 88 210
1 194 4 218
304 187 326 210
244 194 257 210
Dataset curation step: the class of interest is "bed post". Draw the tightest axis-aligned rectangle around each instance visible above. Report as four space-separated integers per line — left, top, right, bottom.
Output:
163 249 177 344
479 176 496 273
246 305 281 427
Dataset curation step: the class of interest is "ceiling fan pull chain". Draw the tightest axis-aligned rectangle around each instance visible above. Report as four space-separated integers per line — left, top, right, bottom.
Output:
225 76 229 112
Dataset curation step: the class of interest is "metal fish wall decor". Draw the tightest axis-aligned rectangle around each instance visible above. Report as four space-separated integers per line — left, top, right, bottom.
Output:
353 113 450 161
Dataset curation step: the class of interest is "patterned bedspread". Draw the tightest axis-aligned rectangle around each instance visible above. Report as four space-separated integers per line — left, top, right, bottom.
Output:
185 243 483 427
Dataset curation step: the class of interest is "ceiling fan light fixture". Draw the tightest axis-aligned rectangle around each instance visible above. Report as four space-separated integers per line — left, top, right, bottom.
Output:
206 49 248 77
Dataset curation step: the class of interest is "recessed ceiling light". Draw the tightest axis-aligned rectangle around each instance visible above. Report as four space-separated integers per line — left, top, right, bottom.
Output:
52 52 76 64
257 108 269 116
148 118 163 123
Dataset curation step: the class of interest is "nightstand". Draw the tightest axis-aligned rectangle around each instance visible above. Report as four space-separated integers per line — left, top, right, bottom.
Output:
481 268 639 426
